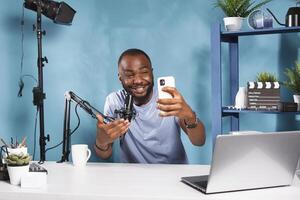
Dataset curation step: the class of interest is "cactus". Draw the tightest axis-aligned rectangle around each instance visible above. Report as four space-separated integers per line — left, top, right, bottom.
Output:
5 153 31 166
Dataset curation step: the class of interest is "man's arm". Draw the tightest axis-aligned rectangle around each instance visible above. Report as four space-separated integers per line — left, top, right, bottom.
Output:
95 115 130 160
179 112 206 146
156 87 206 146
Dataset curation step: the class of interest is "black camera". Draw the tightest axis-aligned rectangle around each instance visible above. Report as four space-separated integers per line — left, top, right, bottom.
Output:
159 79 165 86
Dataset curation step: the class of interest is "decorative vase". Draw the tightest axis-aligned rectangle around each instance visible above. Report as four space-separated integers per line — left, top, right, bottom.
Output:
7 165 29 186
223 17 243 31
293 94 300 111
235 87 247 109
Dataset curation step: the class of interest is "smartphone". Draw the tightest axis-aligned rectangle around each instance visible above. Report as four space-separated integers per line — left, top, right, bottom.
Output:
157 76 176 99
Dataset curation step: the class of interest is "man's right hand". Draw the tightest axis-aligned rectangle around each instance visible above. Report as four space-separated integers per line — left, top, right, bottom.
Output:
96 114 130 147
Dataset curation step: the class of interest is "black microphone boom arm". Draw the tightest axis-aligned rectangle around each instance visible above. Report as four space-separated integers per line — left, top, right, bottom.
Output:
65 91 114 123
58 91 114 163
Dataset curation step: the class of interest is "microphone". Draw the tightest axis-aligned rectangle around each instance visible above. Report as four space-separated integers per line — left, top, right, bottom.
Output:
124 93 135 121
114 90 136 122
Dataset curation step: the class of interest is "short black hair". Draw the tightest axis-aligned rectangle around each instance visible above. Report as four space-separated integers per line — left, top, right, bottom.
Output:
118 48 152 66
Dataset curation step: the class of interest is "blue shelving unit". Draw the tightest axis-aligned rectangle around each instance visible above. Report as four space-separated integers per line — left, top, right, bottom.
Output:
210 24 300 142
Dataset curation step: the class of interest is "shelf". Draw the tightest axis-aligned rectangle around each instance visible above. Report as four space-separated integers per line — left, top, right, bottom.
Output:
222 107 300 117
221 26 300 42
211 23 300 140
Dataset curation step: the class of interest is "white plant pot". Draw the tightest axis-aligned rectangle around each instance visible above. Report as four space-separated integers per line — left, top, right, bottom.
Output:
293 94 300 111
223 17 244 31
7 165 29 186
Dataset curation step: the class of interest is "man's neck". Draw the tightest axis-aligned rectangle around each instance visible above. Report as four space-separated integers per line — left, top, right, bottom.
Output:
134 90 153 106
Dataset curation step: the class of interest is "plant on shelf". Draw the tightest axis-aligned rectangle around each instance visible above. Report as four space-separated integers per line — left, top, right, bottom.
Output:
282 62 300 104
214 0 272 31
256 71 278 82
5 152 31 185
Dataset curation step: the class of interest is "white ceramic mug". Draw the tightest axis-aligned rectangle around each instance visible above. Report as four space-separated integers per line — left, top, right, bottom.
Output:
71 144 91 167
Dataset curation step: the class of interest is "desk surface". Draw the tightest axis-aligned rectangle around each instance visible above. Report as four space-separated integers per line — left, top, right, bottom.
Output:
0 162 299 200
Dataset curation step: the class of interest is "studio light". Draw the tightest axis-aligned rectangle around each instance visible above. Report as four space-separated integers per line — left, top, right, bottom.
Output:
24 0 76 25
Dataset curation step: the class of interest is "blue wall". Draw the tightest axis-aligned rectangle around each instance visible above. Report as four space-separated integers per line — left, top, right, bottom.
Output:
0 0 299 164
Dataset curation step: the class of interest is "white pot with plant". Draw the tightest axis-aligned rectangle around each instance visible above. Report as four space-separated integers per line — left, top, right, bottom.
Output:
214 0 272 31
283 62 300 111
5 153 31 186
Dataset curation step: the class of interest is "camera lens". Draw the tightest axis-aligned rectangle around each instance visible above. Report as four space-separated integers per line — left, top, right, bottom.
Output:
160 79 165 86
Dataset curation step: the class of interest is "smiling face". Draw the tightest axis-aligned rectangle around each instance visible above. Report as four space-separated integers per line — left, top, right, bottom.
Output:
118 53 154 106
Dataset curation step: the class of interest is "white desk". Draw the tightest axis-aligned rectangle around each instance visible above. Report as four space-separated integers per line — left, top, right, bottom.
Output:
0 162 299 200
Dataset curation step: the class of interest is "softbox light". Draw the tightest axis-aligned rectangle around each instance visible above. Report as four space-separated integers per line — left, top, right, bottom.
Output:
24 0 76 25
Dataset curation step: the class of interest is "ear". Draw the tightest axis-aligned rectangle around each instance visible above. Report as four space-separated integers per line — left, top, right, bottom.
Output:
118 73 122 82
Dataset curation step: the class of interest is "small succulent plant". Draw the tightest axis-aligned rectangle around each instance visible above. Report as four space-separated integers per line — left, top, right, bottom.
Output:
256 72 278 82
5 153 31 166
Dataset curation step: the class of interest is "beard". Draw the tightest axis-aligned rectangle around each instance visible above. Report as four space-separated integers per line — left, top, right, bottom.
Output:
121 81 154 106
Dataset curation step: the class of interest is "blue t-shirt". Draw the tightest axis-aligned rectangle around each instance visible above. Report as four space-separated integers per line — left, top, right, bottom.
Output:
104 88 188 164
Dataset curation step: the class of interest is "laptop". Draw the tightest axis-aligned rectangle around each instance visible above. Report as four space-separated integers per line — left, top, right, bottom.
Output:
181 131 300 194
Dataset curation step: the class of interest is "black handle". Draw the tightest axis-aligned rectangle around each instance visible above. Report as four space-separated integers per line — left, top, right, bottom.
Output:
266 8 285 26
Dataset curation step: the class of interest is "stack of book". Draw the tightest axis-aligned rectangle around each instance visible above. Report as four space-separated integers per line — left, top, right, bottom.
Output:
247 81 280 110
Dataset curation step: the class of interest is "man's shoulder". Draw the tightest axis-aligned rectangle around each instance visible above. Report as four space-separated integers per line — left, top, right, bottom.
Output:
106 89 126 105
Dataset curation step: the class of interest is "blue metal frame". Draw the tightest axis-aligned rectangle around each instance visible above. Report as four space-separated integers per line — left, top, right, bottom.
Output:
211 24 222 143
229 38 239 132
210 24 300 143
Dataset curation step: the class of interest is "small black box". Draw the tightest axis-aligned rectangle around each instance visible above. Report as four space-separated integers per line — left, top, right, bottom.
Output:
278 102 298 112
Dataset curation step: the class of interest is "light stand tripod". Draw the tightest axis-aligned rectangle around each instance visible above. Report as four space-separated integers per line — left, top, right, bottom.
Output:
32 2 49 163
24 0 76 163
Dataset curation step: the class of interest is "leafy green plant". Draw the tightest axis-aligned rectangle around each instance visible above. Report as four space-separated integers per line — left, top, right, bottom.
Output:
5 153 31 166
256 72 278 82
283 62 300 95
214 0 272 17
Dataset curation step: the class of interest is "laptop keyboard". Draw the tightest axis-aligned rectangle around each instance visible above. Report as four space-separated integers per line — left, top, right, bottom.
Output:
193 180 208 188
181 175 209 192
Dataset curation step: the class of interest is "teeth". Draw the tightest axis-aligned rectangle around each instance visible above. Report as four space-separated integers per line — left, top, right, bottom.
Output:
133 86 145 93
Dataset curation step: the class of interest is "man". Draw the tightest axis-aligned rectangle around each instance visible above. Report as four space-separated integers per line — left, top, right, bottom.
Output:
95 48 205 163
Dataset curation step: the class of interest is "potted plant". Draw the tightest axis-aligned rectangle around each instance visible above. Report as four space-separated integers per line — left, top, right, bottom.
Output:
5 152 31 185
282 62 300 105
256 71 278 82
255 71 279 87
214 0 272 31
